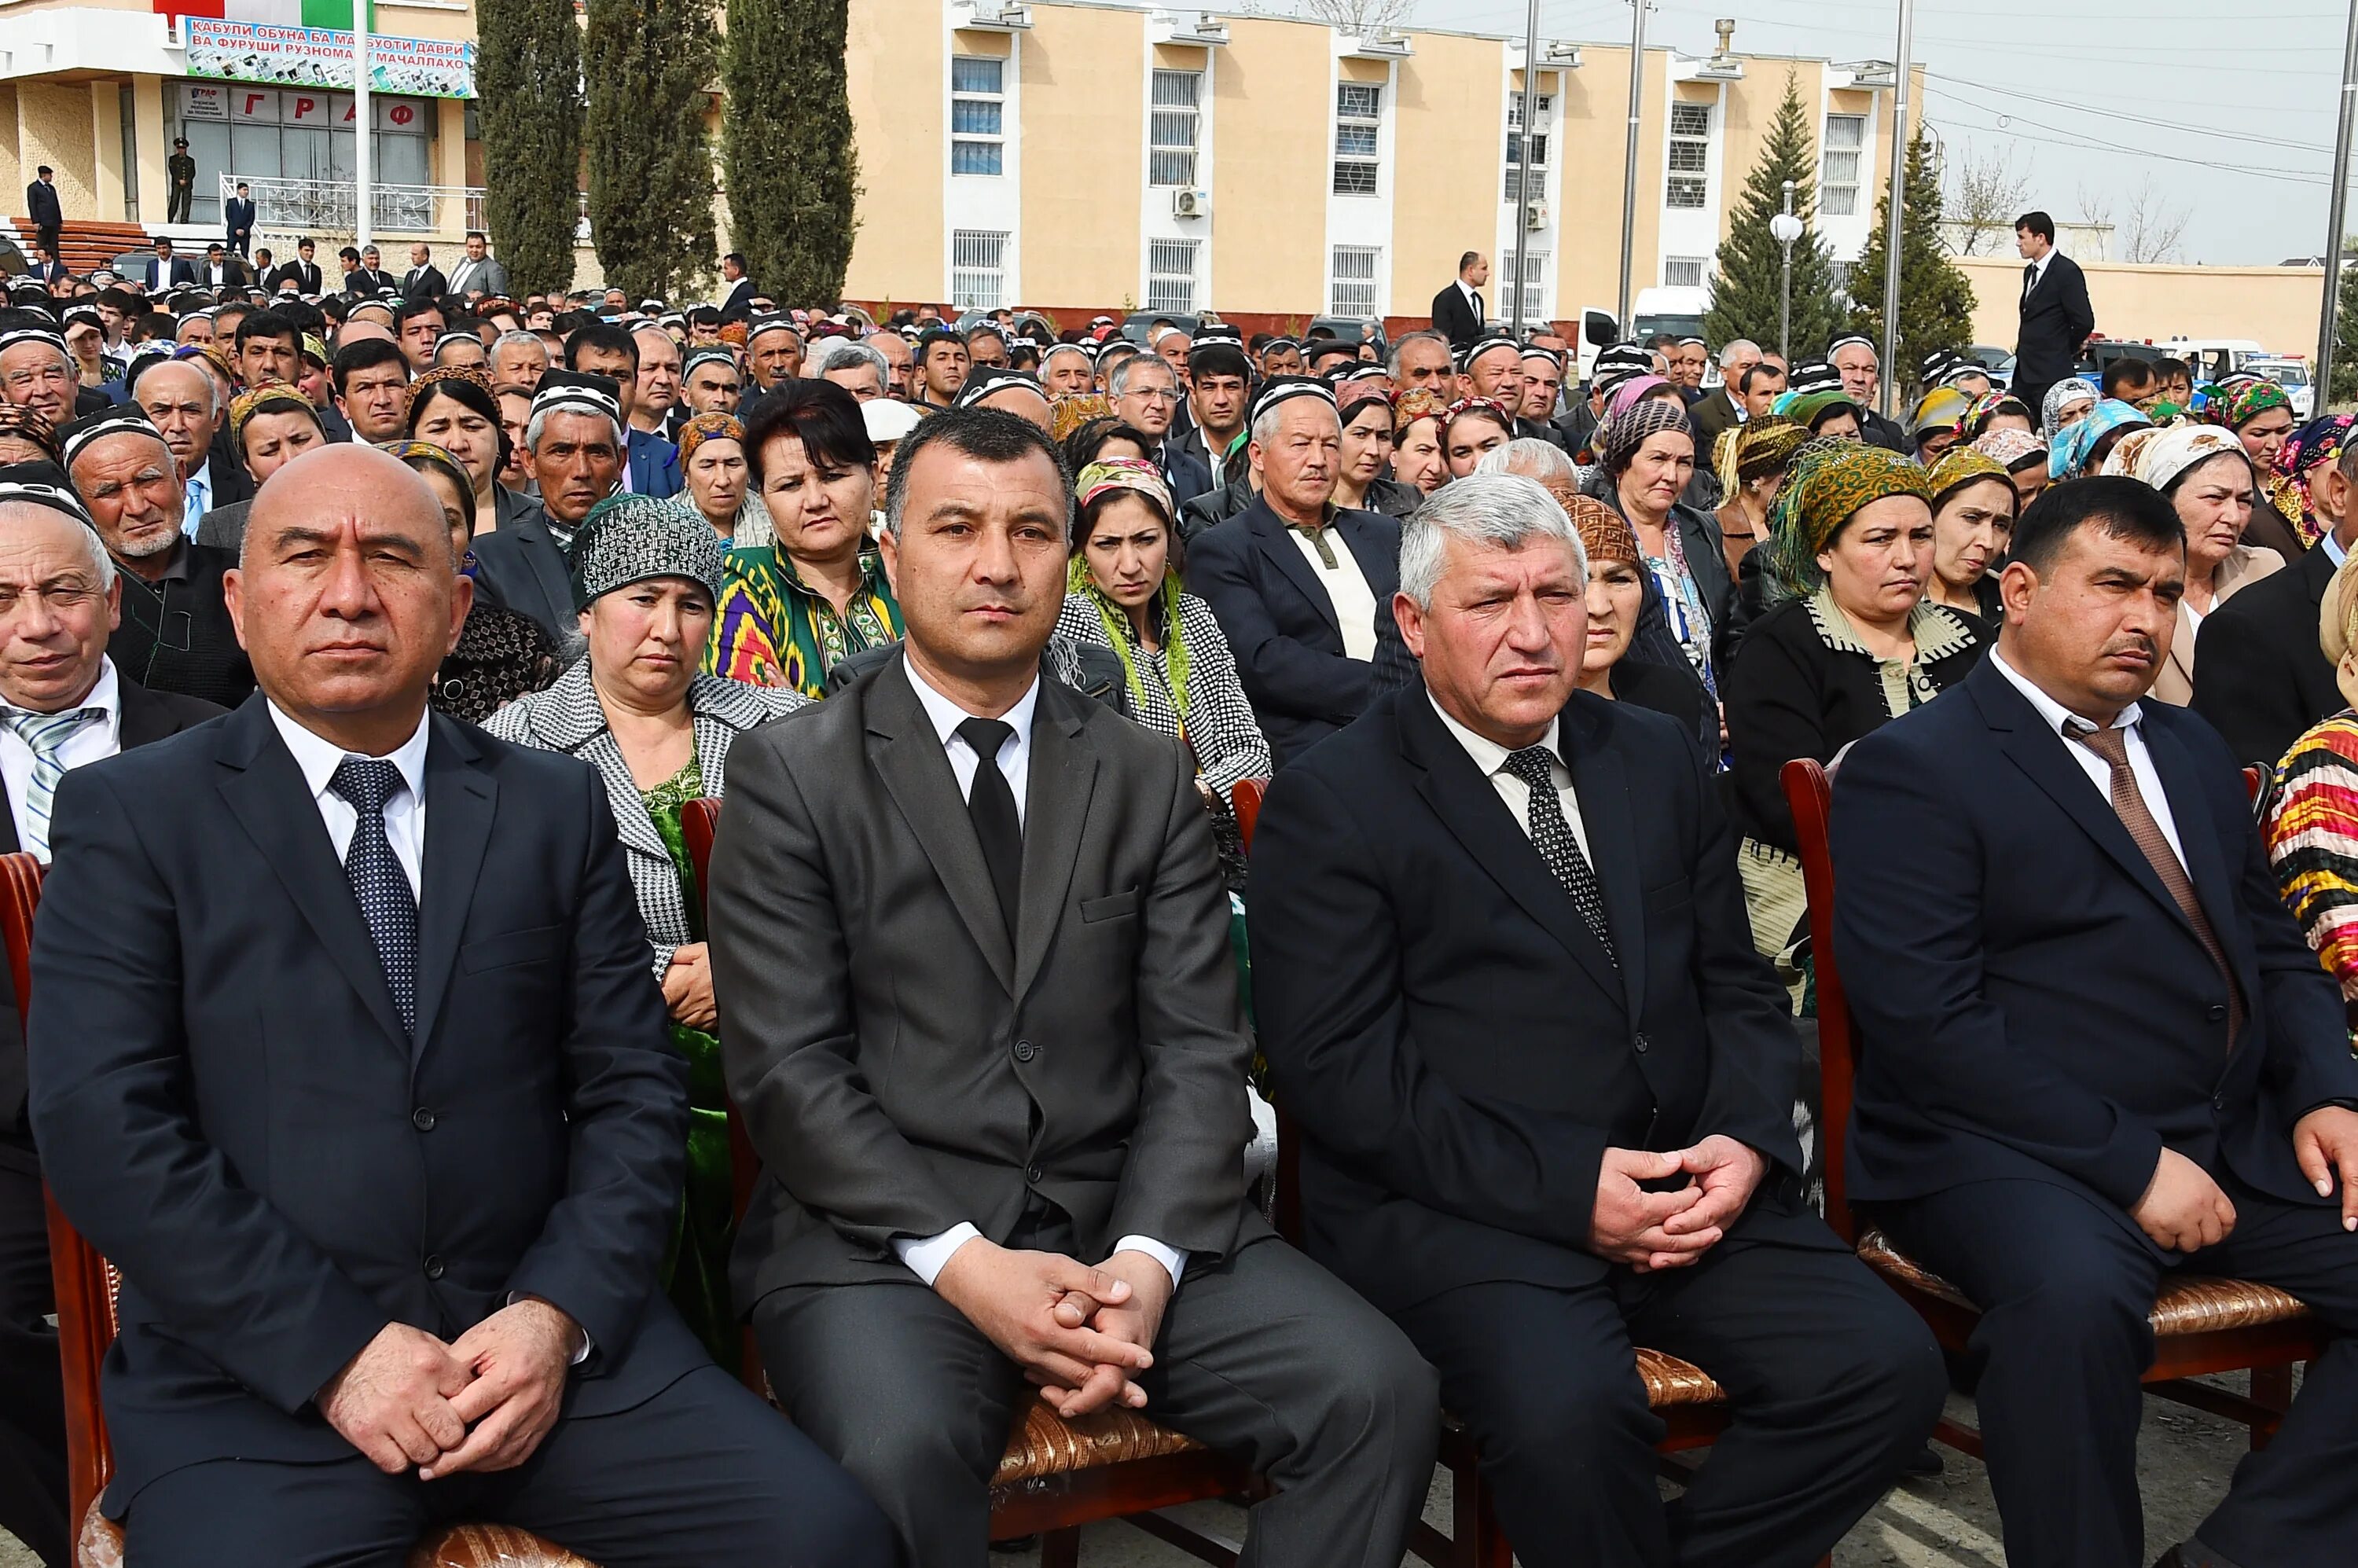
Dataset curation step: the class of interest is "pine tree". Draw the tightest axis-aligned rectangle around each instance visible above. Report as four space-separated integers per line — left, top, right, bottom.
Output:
1703 71 1848 358
2330 255 2358 406
475 0 581 296
722 0 859 305
585 0 719 304
1846 127 1978 400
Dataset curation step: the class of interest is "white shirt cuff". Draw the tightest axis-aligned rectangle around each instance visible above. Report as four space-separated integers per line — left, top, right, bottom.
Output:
505 1292 591 1364
893 1222 982 1287
1111 1236 1188 1289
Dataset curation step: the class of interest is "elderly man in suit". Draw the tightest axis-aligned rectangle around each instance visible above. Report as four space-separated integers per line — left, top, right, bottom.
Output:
1833 477 2358 1568
470 373 623 638
1251 476 1944 1568
27 442 890 1566
708 406 1440 1568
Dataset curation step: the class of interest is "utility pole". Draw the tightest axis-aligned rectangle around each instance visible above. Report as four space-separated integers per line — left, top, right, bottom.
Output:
1878 0 1915 420
2317 0 2358 406
1511 0 1541 335
354 0 373 249
1617 0 1648 335
1772 180 1803 361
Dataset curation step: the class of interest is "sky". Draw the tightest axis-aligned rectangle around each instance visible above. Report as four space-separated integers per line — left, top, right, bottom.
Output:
1283 0 2352 267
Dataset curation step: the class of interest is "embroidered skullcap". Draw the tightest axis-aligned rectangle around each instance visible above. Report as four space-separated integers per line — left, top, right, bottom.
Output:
58 406 169 473
1824 334 1875 362
674 411 744 465
529 369 623 428
1194 321 1244 347
682 347 735 381
433 331 479 354
0 461 93 527
747 313 803 343
1973 427 2048 473
1075 457 1173 518
1393 387 1448 434
1766 438 1930 597
1675 335 1707 350
1456 332 1519 374
1919 348 1962 385
1543 480 1636 566
407 363 494 412
1785 358 1843 397
0 325 69 366
1734 416 1809 486
1520 343 1563 367
1248 376 1337 428
61 307 102 334
1596 396 1693 474
2133 423 2250 494
1589 342 1653 394
953 368 1049 411
1924 446 2011 507
567 493 724 612
1341 362 1390 385
228 384 321 444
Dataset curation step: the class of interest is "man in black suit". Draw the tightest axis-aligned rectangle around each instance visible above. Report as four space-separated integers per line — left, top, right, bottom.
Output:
471 374 621 638
1430 250 1488 351
710 407 1440 1567
2012 210 2095 418
402 243 448 302
25 167 61 262
1251 473 1945 1567
28 443 891 1566
141 237 195 294
0 472 219 1568
716 252 755 318
24 246 67 288
1189 379 1416 766
1108 351 1213 508
1832 477 2358 1568
344 244 396 297
225 181 255 259
199 243 248 292
2193 440 2356 766
268 236 323 297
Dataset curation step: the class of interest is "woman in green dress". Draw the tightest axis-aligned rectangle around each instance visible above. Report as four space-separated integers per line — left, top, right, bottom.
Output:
484 493 806 1364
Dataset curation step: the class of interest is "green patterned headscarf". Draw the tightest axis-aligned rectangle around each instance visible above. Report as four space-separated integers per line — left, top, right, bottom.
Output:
1767 438 1932 600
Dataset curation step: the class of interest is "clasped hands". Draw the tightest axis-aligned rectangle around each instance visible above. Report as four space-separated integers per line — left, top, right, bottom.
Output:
317 1298 583 1480
1588 1134 1768 1272
935 1239 1173 1421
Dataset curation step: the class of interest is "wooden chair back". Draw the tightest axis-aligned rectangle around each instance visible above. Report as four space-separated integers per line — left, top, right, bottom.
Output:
1231 777 1268 855
1778 760 1859 1243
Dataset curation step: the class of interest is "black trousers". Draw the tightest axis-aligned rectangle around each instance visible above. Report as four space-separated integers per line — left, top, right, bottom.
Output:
0 1155 66 1567
755 1226 1441 1568
117 1364 893 1568
1392 1236 1945 1568
165 185 192 224
1885 1172 2358 1568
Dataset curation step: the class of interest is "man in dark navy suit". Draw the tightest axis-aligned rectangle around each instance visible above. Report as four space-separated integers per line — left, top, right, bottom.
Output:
1833 476 2358 1568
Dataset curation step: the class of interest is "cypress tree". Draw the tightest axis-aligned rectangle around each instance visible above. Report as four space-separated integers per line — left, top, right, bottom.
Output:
1704 71 1847 358
475 0 582 297
723 0 859 305
1846 127 1978 398
585 0 719 304
2331 258 2358 406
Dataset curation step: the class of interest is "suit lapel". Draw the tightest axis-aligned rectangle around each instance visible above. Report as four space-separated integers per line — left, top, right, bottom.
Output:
1013 683 1094 1001
523 516 577 630
868 657 1014 990
1563 699 1645 1019
411 717 495 1059
1251 506 1340 635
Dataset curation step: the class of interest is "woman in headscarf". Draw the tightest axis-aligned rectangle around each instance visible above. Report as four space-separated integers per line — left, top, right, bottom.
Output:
484 494 805 1364
2136 423 2283 706
1439 397 1515 479
1923 446 2018 626
189 385 329 552
1060 415 1153 472
1908 387 1969 464
1724 439 1985 960
2274 413 2354 549
1391 389 1449 496
404 366 529 533
1781 387 1864 441
1333 383 1420 518
2211 378 2306 557
2265 552 2358 997
1596 398 1731 700
1973 426 2050 511
2040 376 2099 443
677 412 769 548
2048 398 2152 480
1959 391 2037 442
386 439 558 723
1715 415 1808 580
1552 483 1710 735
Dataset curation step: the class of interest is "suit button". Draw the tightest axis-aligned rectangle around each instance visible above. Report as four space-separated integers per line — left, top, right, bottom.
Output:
411 1107 436 1132
2214 1095 2227 1111
423 1254 446 1281
1013 1039 1038 1063
1633 1033 1651 1055
1027 1164 1045 1184
2206 1004 2228 1023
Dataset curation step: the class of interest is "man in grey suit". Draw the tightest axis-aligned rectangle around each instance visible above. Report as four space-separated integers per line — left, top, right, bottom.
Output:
707 406 1440 1568
446 231 511 302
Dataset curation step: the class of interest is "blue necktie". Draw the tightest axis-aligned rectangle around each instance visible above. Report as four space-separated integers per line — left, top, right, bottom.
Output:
330 757 418 1037
6 707 99 862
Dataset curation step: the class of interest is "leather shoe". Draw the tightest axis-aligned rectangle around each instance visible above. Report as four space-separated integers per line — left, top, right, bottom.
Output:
2154 1539 2244 1568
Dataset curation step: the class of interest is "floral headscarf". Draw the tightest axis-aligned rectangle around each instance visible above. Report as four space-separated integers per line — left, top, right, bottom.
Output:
1393 388 1449 435
2048 399 2151 479
1960 392 2034 440
1973 427 2048 472
1767 438 1930 598
1049 392 1115 445
1735 415 1809 487
227 384 321 445
675 411 745 465
1924 446 2010 506
403 363 494 420
2040 377 2099 442
1440 396 1515 445
1781 388 1862 435
2101 426 2166 479
2211 378 2291 431
2132 424 2249 494
2277 413 2355 545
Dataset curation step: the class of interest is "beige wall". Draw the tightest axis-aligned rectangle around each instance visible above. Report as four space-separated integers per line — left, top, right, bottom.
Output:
1956 254 2324 358
130 74 163 223
18 82 96 218
1018 4 1140 309
846 0 943 308
1207 17 1329 317
1388 33 1500 318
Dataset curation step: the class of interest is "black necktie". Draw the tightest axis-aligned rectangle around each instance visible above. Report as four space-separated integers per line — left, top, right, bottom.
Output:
331 757 419 1037
957 717 1022 934
2023 262 2037 302
1501 745 1616 964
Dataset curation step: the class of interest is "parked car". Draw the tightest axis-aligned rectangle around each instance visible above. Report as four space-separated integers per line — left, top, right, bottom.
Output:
2248 356 2316 419
1965 344 2015 391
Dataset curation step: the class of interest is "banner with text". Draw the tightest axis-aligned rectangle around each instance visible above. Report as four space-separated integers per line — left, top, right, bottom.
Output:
183 18 475 99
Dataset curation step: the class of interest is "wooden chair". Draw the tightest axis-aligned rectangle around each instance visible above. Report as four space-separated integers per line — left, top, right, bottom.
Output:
681 800 1255 1568
0 856 593 1568
1780 758 2318 1461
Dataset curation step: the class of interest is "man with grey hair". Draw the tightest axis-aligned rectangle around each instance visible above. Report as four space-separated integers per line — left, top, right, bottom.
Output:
806 338 888 403
471 373 623 638
1038 341 1092 398
1472 436 1575 486
488 329 550 396
130 358 227 534
1386 329 1453 395
1110 353 1211 507
1691 339 1761 446
1251 470 1948 1568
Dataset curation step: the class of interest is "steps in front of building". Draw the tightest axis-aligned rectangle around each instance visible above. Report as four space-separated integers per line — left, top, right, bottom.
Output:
8 219 166 279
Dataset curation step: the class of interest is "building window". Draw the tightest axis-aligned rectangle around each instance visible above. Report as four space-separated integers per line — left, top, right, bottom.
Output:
1333 82 1382 196
1149 69 1202 188
951 56 1006 177
1504 94 1551 204
1330 245 1381 317
1502 251 1548 322
1822 113 1865 217
951 230 1009 310
1147 239 1200 314
1666 101 1710 209
1662 255 1707 288
182 84 435 230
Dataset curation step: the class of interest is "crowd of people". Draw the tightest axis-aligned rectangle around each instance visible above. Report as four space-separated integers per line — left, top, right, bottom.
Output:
0 209 2349 1568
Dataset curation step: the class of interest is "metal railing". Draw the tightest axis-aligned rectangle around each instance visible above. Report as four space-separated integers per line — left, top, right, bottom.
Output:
220 174 486 237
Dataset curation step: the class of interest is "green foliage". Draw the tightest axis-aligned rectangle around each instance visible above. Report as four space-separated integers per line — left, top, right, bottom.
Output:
722 0 860 305
1704 71 1849 358
585 0 719 303
2332 258 2358 407
475 0 582 296
1846 127 1978 401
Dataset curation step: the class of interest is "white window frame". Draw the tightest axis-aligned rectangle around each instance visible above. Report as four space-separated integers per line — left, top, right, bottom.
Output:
1822 112 1866 218
1149 68 1202 189
950 56 1006 178
1329 244 1381 318
951 230 1009 310
1502 251 1548 322
1666 101 1710 210
1662 255 1708 289
1504 93 1552 204
1333 82 1382 197
1147 237 1200 314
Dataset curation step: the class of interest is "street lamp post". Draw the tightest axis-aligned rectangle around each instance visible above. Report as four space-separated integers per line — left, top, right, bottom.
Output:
1878 0 1918 421
2316 0 2358 405
1771 180 1803 362
1617 0 1649 335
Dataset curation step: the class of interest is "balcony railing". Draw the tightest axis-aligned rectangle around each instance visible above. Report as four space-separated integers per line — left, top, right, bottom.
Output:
221 174 486 237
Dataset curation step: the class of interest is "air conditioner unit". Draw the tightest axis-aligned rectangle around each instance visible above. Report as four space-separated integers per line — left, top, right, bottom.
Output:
1173 188 1210 219
1525 198 1549 231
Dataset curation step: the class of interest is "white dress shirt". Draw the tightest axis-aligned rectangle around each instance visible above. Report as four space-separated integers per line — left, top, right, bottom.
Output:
1428 696 1593 861
2023 248 2055 296
266 700 431 898
1989 648 2186 872
0 656 123 859
1286 525 1380 663
180 468 211 539
1459 277 1485 325
893 659 1187 1291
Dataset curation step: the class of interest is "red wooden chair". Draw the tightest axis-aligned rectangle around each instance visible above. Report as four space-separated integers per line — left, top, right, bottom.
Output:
0 855 593 1568
1780 758 2316 1461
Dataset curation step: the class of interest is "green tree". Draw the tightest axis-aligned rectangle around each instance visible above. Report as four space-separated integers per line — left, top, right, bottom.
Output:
585 0 718 303
1846 127 1978 400
475 0 582 296
1703 71 1848 359
2330 253 2358 408
722 0 859 304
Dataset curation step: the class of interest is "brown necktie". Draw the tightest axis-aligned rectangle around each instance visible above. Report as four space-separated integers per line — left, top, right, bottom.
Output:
2073 723 2242 1045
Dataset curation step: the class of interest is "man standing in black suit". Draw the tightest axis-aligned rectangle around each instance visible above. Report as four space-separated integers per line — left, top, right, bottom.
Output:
402 243 448 302
28 443 891 1566
225 181 255 259
1251 474 1945 1567
1832 477 2358 1568
2012 210 2095 418
268 236 323 297
1430 251 1489 351
24 167 61 263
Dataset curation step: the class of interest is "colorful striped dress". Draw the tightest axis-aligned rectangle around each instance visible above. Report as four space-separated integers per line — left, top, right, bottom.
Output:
2266 710 2358 998
707 545 902 699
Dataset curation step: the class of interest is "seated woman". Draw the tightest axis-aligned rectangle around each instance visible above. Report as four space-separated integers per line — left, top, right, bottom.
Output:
1056 457 1270 883
406 366 532 532
2215 377 2306 557
1548 481 1710 736
387 439 557 722
677 411 769 546
1440 398 1514 479
1973 426 2049 511
2265 552 2358 998
1724 439 1985 960
485 494 806 1365
2137 423 2283 705
1390 390 1449 497
1923 446 2018 627
1335 383 1420 518
2048 398 2151 480
1598 398 1728 698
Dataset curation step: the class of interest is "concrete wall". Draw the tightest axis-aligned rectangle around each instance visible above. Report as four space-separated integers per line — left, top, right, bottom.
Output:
1953 254 2326 358
17 81 96 217
1207 17 1329 317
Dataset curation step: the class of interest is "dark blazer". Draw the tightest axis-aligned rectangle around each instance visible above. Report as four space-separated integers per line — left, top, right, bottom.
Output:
199 259 250 291
2241 490 2307 564
2193 539 2346 769
1155 440 1214 511
626 427 682 500
1178 479 1254 543
1609 656 1711 738
1187 496 1412 766
1831 655 2358 1236
342 266 395 296
268 259 322 296
1860 409 1908 455
470 508 578 640
28 698 703 1506
108 543 255 710
718 277 755 319
707 654 1260 1303
2013 252 2096 406
224 196 255 252
27 259 67 285
1689 387 1743 446
1251 688 1831 1316
25 181 61 230
205 442 255 509
403 263 449 300
1430 281 1484 350
142 257 196 291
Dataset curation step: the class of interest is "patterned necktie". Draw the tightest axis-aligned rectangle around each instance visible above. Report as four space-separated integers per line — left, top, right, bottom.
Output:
330 756 419 1037
2023 261 2038 303
6 707 99 862
2073 724 2240 1046
1501 745 1616 965
956 717 1023 935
